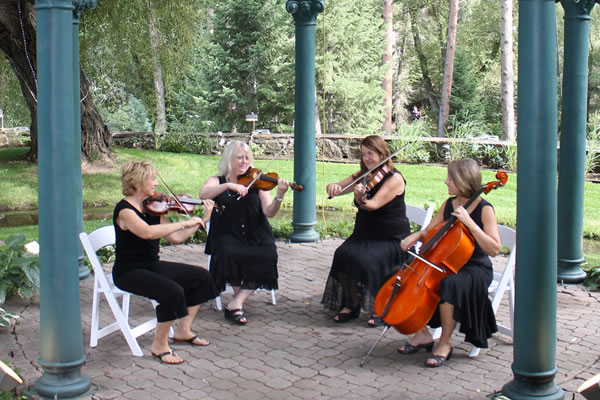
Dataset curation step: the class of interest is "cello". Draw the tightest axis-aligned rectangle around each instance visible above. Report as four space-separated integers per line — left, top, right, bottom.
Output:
360 170 508 366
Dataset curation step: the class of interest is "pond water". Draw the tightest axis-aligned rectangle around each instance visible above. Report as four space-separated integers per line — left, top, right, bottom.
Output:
1 207 598 254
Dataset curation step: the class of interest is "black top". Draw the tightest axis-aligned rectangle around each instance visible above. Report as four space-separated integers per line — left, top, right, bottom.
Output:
113 199 160 275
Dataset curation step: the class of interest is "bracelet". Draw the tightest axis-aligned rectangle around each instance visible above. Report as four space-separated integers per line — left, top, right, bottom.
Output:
274 196 283 203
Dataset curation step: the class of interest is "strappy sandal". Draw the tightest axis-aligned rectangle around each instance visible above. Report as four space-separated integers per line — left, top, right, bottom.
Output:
367 316 384 328
333 306 360 323
425 347 453 368
224 307 247 325
151 350 184 365
397 341 434 354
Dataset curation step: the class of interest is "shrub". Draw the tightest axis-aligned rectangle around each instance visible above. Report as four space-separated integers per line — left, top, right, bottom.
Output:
0 234 40 305
586 112 600 174
0 307 19 328
158 131 218 155
390 119 432 164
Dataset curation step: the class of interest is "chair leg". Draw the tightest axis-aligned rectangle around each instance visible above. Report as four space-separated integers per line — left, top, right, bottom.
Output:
215 295 223 311
270 289 277 305
90 280 101 347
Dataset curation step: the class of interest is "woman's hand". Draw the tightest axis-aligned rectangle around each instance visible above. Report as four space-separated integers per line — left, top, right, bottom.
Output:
400 232 422 252
183 216 205 230
228 182 249 197
353 182 367 204
276 179 290 199
326 183 342 198
451 206 477 231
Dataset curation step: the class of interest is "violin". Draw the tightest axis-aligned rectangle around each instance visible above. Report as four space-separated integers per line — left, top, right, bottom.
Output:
237 167 303 192
143 192 224 217
360 165 390 199
373 171 508 335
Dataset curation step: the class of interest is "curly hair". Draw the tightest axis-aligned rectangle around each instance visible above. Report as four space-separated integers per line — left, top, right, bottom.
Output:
121 160 157 196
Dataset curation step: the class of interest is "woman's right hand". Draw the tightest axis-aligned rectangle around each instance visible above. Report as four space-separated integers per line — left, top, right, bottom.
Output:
326 183 342 198
400 232 422 252
184 216 206 230
228 182 249 197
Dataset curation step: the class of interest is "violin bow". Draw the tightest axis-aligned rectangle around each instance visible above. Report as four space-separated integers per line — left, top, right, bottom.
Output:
328 143 409 200
157 173 194 218
237 138 292 199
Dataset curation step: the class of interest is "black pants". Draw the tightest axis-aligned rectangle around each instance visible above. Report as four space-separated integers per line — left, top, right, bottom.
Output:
113 261 217 323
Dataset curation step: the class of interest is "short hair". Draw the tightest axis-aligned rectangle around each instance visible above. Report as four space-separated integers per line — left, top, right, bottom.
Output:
121 160 157 196
218 141 253 178
359 135 393 173
447 159 482 198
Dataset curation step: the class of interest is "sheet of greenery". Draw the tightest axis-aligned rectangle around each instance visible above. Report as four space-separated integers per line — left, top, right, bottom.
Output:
1 147 599 248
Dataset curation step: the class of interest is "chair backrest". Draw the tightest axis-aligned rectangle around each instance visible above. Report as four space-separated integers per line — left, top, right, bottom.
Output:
406 204 434 231
490 224 516 313
79 225 116 276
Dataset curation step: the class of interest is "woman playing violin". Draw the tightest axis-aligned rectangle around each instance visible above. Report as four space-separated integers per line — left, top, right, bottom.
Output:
198 141 290 325
397 158 501 367
112 161 218 365
322 135 410 326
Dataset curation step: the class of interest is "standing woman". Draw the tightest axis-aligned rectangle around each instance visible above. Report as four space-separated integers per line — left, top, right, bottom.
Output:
322 135 410 327
397 159 501 367
199 141 290 325
113 161 218 365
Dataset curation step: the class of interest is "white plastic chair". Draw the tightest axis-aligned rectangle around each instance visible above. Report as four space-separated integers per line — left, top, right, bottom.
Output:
406 204 434 252
432 224 516 357
80 226 167 357
206 221 277 311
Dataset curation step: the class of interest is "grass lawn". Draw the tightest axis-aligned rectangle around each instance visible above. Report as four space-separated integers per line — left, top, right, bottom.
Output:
0 146 599 267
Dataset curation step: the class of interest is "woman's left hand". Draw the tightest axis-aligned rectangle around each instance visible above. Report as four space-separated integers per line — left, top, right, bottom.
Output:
276 179 290 198
451 206 476 231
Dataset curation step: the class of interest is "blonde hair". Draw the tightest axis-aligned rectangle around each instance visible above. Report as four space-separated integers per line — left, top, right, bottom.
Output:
447 159 482 198
218 141 253 178
121 161 157 196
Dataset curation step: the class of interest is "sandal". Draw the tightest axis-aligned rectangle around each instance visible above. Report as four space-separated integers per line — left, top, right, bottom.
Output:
367 316 384 328
171 335 209 346
425 347 453 368
151 350 184 365
397 341 434 354
224 307 247 325
333 306 360 323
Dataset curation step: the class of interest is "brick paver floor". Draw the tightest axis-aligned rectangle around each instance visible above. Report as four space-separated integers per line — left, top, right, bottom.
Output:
3 239 600 399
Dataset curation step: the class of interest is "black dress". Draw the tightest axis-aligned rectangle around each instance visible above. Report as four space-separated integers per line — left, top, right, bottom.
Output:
427 197 498 348
205 176 278 292
321 170 410 313
112 200 218 323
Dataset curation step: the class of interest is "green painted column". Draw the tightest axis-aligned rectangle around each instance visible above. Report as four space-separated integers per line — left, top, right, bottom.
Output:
502 0 564 399
73 2 92 281
33 0 91 397
556 0 595 283
286 0 323 243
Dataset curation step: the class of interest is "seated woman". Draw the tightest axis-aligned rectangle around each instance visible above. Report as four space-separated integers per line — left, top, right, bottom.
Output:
321 135 410 327
113 160 218 365
398 158 501 367
198 141 290 325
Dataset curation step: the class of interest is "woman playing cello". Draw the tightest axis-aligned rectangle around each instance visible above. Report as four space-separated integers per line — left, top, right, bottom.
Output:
322 135 410 326
397 159 501 367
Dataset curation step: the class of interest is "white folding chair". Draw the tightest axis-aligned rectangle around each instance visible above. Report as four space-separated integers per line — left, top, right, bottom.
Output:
206 221 277 311
432 224 516 357
406 204 434 252
80 226 169 357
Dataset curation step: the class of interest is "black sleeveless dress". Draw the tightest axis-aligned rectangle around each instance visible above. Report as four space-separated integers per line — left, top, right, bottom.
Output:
427 197 498 348
205 176 278 292
321 170 410 313
112 199 217 323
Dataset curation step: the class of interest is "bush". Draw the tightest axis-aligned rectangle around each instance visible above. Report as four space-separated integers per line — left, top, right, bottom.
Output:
158 131 218 155
0 234 40 305
390 120 433 164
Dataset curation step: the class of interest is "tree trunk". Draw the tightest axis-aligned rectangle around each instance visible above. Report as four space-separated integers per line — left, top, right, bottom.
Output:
382 0 393 134
0 0 111 162
500 0 515 142
437 0 459 138
409 6 439 117
147 0 166 136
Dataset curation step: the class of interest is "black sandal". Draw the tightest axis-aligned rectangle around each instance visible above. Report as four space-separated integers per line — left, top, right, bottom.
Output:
224 307 247 325
333 306 360 323
367 316 384 328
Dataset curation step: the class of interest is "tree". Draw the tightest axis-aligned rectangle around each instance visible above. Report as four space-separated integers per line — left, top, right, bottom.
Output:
0 0 111 162
437 0 458 137
383 0 394 133
500 0 515 141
